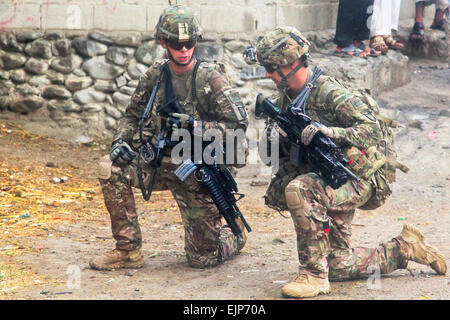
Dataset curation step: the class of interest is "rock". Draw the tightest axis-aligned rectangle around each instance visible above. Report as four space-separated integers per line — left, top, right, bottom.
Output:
127 80 139 88
47 71 66 85
16 32 44 42
127 62 147 80
105 95 113 105
42 86 72 100
65 77 93 92
75 135 93 144
135 42 165 65
112 91 130 107
83 103 104 113
106 46 135 66
115 35 140 47
24 39 52 59
72 68 86 77
115 75 128 88
73 88 106 105
64 102 83 113
17 84 40 96
44 32 64 41
0 53 27 70
10 96 46 113
0 70 9 80
10 69 26 84
29 76 51 88
24 58 49 75
119 86 135 96
72 37 108 57
48 99 82 113
82 56 125 80
256 79 277 90
0 33 23 52
0 80 14 95
438 109 450 118
47 99 77 112
201 32 219 42
0 96 10 110
224 40 246 52
141 33 155 42
52 39 72 57
104 116 117 130
196 42 224 62
94 80 117 93
88 32 115 46
230 53 248 69
105 105 122 119
236 88 251 97
240 66 266 80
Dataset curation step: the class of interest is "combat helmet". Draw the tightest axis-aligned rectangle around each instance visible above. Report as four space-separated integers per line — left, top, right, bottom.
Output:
155 5 202 42
256 26 310 67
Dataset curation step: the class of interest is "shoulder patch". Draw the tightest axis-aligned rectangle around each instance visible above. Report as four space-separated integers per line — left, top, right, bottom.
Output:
361 109 377 122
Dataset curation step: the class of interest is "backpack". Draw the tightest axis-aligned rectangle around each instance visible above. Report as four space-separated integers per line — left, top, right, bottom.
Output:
351 87 409 210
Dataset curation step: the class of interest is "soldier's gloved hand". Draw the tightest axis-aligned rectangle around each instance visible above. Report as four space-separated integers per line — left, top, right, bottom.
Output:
110 138 136 166
301 122 333 146
266 123 287 142
167 113 195 132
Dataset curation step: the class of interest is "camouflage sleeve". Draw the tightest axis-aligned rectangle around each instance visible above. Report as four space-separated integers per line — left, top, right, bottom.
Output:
113 63 161 144
202 67 249 133
197 64 249 166
325 88 383 150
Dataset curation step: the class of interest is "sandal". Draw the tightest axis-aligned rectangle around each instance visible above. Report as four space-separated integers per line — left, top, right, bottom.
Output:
334 44 368 58
355 40 381 57
383 35 404 50
334 45 356 57
369 36 388 54
410 21 425 42
430 19 447 31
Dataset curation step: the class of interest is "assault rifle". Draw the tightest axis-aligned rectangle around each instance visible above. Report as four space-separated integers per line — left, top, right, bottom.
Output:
255 67 359 189
174 158 251 236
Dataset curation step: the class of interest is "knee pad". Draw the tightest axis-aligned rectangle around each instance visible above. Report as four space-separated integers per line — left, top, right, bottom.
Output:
284 179 305 210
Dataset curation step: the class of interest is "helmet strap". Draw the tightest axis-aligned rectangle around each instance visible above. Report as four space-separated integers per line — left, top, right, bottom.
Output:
276 61 304 89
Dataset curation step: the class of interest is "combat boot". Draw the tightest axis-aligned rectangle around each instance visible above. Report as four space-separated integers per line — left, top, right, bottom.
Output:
89 249 144 271
396 224 447 275
281 273 330 298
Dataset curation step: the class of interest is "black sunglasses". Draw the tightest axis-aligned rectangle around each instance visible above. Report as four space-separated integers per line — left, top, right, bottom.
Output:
263 63 279 74
167 39 197 50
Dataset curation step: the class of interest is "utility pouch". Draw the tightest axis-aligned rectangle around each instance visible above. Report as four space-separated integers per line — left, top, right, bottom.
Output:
345 146 386 181
359 169 392 210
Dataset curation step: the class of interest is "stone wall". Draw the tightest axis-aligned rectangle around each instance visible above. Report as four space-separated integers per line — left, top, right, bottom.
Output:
0 0 416 34
0 28 414 144
0 30 277 141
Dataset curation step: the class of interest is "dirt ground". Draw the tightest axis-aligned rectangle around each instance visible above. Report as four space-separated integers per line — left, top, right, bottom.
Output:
0 59 449 301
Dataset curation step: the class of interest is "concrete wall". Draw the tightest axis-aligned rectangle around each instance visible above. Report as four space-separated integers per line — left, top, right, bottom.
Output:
1 0 417 34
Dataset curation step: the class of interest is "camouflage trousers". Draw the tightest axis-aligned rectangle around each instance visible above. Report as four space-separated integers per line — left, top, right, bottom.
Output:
98 155 246 268
284 172 408 280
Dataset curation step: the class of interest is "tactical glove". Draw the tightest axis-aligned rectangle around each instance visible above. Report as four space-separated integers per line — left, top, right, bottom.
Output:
166 113 195 132
110 138 136 166
301 122 333 146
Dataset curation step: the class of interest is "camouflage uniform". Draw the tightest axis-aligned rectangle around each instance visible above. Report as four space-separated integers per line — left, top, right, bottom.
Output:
97 5 248 269
257 27 408 281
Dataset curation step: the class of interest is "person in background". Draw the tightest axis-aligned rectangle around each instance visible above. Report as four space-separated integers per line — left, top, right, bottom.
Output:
369 0 404 54
410 0 449 41
333 0 375 57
